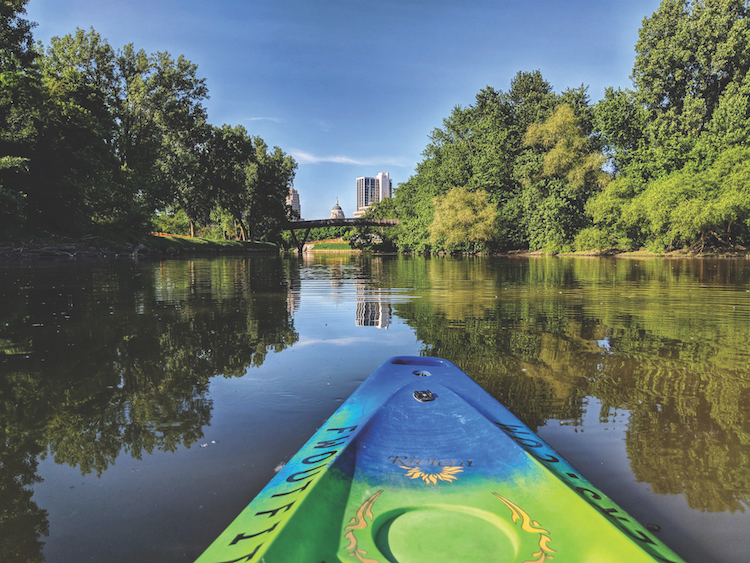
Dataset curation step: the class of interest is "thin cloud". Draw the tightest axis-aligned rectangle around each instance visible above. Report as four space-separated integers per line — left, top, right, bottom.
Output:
246 117 283 123
291 150 412 167
292 151 366 165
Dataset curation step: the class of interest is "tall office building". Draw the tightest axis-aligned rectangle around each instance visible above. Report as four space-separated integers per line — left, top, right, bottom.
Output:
376 172 392 200
286 186 302 220
354 172 391 217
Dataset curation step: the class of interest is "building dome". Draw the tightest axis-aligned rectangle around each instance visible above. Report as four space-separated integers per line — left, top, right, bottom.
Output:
329 199 345 219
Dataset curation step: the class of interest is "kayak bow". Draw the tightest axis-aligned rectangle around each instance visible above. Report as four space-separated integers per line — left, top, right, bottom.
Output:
195 356 685 563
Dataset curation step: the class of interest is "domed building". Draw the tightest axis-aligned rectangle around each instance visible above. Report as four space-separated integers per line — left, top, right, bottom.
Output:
329 199 345 219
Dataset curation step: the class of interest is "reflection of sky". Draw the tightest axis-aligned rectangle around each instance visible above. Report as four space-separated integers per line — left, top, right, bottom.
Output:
293 282 415 348
292 265 414 333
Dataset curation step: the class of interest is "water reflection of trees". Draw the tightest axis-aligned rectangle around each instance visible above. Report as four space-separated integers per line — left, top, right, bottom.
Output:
594 355 750 514
0 257 299 561
0 435 48 563
379 256 750 514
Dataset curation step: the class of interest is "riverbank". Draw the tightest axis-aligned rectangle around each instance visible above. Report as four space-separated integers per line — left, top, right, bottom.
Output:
0 234 277 262
3 237 748 262
556 247 750 259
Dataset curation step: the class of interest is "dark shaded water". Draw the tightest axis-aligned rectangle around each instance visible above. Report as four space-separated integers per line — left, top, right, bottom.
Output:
1 254 749 562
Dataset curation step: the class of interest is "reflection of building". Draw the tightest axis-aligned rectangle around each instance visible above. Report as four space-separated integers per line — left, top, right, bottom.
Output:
286 186 302 220
356 301 392 329
329 199 345 219
285 272 301 317
354 172 391 217
355 282 392 329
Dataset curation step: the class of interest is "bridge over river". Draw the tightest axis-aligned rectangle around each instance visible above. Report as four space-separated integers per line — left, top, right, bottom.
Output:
283 218 399 253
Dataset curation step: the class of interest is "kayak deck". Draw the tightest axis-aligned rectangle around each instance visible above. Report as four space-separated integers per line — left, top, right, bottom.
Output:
195 356 685 563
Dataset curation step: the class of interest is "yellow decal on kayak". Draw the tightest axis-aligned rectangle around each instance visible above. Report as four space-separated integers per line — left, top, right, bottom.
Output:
399 464 463 485
344 490 384 563
493 493 556 563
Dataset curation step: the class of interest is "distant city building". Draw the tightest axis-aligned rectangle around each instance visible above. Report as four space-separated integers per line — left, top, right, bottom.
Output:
355 177 378 214
286 186 302 220
377 171 392 200
354 172 391 218
329 199 345 219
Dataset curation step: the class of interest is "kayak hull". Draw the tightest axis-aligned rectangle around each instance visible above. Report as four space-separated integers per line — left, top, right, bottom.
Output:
196 356 685 563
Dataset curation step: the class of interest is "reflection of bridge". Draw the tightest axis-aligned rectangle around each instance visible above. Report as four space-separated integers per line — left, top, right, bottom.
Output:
283 218 399 253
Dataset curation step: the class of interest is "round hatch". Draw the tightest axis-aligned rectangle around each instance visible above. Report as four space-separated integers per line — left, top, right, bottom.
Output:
376 508 519 563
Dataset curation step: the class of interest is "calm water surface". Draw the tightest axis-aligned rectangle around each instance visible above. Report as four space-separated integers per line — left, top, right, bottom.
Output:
1 254 749 562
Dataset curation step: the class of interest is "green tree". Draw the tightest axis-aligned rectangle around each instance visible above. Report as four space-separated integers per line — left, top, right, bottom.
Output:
164 125 211 237
587 1 750 251
0 0 36 72
41 29 210 232
0 0 39 237
429 188 496 252
150 50 210 208
395 70 565 253
593 87 648 174
0 20 122 236
625 0 750 178
35 65 117 233
520 104 609 251
633 0 750 137
622 147 750 250
523 104 608 193
208 124 255 239
392 71 611 254
244 138 297 242
1 16 300 242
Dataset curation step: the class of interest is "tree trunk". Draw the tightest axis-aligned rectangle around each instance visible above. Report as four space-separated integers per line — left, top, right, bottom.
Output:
246 212 254 242
233 217 247 240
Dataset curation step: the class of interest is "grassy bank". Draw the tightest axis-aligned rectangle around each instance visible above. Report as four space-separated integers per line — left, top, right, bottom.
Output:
147 233 276 253
307 241 353 250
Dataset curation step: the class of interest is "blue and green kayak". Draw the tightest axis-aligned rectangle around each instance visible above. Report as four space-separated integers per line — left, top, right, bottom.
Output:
195 356 685 562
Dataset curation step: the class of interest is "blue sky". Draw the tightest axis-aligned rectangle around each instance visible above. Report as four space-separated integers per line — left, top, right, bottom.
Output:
26 0 661 220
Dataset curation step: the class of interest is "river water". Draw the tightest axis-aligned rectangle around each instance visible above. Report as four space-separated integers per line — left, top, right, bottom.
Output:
1 253 749 562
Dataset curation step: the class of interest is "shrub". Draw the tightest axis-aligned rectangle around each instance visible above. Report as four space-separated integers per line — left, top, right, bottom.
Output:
574 227 613 251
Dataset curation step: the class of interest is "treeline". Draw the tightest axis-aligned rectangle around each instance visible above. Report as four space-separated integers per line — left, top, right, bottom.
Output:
0 1 296 242
367 0 750 254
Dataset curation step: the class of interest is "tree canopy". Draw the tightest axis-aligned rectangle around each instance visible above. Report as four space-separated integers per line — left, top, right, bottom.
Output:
381 0 750 254
388 71 606 253
0 13 296 242
586 0 750 251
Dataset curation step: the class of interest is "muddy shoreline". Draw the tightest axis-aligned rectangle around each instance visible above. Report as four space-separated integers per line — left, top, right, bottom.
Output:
0 239 275 262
